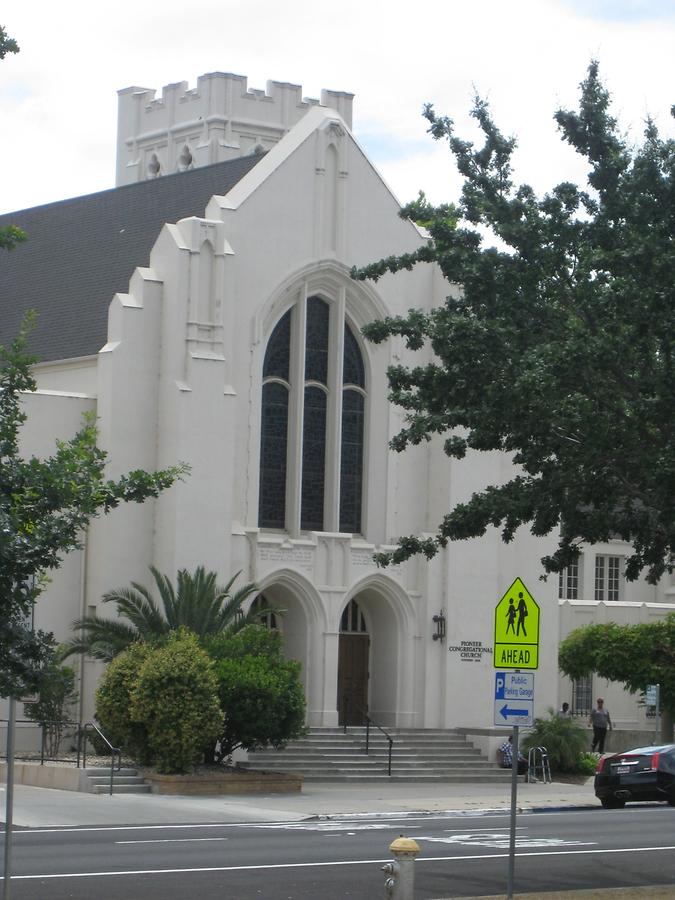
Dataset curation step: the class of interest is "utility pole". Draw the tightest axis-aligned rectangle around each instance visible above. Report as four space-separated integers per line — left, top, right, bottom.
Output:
3 696 16 900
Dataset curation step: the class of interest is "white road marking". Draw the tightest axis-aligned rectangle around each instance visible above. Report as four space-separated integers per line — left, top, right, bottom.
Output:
3 844 675 881
245 822 420 832
417 832 595 849
115 838 229 845
4 806 670 837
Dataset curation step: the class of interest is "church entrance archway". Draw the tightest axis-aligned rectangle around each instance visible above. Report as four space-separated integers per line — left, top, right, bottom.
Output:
337 598 369 726
250 578 316 709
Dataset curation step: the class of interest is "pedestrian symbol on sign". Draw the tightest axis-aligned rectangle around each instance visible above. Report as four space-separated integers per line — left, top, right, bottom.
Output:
494 577 540 670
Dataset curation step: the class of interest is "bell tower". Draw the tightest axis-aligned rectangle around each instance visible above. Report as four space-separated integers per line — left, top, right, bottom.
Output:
116 72 353 186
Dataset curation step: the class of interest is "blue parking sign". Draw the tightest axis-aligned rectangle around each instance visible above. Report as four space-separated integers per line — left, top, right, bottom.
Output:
494 671 535 727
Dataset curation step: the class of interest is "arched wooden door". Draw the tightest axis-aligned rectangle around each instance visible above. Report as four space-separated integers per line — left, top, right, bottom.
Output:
337 599 369 726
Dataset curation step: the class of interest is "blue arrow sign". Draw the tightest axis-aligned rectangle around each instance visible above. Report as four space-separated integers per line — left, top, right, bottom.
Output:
500 704 529 719
494 672 535 726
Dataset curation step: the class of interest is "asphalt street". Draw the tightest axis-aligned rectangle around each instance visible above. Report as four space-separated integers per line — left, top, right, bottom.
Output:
3 805 675 899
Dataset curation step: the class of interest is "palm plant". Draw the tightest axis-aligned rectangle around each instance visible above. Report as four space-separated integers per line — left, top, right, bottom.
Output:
64 566 261 662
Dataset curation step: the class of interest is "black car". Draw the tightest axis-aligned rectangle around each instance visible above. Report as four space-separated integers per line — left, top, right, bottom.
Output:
594 743 675 808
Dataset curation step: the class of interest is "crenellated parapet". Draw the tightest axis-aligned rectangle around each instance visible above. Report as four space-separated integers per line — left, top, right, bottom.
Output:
116 72 354 186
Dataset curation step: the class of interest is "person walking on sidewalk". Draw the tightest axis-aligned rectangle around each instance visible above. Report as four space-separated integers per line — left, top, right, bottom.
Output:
590 697 612 753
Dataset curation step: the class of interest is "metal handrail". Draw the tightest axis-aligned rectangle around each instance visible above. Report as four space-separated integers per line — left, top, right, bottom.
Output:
78 722 122 796
341 699 394 776
0 717 80 766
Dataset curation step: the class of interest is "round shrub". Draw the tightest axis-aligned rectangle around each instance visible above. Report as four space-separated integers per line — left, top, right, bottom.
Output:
95 641 153 763
208 626 306 758
130 629 222 774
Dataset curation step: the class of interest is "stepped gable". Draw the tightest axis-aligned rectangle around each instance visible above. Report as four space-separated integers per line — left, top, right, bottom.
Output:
0 154 261 363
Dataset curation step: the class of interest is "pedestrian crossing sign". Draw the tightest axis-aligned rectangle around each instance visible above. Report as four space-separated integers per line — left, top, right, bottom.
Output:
494 577 539 670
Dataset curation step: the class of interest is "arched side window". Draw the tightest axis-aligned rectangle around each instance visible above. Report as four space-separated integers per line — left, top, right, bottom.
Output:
340 324 365 534
340 598 367 633
258 295 366 534
259 310 291 529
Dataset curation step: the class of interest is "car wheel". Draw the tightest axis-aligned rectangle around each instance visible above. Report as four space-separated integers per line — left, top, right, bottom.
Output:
600 797 626 809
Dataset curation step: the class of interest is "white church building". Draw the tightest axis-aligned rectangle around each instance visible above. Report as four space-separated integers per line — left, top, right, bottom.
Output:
1 71 673 753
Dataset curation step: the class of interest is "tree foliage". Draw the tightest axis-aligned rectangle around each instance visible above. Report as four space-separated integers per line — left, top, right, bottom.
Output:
23 649 78 757
96 625 306 770
66 565 260 662
559 615 675 715
0 25 18 58
0 323 186 694
207 626 306 757
353 62 674 584
0 26 26 252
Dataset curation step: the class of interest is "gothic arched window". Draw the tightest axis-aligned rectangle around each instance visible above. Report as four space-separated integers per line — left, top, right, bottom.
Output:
258 295 366 534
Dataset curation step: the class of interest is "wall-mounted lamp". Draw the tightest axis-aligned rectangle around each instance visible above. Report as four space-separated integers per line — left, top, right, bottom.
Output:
432 611 446 642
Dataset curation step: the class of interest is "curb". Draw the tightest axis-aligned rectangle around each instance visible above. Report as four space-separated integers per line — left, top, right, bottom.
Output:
304 804 600 821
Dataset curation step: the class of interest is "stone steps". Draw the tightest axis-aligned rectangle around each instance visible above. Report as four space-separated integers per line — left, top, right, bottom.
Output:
82 766 151 794
244 728 509 783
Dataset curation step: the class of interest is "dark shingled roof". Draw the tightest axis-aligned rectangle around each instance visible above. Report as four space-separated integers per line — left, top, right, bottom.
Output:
0 154 262 363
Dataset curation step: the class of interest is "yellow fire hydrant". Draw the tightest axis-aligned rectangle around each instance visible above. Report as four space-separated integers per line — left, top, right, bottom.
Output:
382 835 420 898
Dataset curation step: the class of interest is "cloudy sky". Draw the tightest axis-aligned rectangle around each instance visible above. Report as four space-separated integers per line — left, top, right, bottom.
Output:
1 0 674 215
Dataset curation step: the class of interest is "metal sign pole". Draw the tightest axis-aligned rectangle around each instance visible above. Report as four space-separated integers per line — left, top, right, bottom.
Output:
655 684 660 744
3 696 16 900
506 723 519 900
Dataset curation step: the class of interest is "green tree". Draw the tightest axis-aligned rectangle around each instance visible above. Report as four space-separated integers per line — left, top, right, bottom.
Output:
23 650 78 757
559 615 675 739
0 25 18 57
129 629 222 774
66 566 260 662
207 626 306 758
0 26 26 252
0 323 186 694
353 62 675 585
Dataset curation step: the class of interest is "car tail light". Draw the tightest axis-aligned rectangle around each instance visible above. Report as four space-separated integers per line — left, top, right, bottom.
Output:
650 752 660 771
596 757 606 773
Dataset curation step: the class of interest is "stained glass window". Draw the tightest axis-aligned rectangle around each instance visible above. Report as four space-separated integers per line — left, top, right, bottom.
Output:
340 598 367 633
258 295 366 534
263 310 291 380
343 323 365 387
340 389 363 533
304 298 329 384
259 311 291 529
301 385 327 530
259 382 289 529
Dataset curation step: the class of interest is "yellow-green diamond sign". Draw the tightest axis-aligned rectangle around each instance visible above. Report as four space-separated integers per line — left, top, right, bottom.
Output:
494 577 539 670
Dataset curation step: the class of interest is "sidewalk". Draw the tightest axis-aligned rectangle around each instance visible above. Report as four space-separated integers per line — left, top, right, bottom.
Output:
0 777 596 827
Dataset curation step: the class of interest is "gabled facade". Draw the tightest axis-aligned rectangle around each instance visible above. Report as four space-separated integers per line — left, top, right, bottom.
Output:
1 72 673 750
